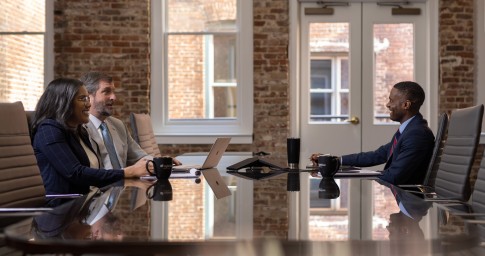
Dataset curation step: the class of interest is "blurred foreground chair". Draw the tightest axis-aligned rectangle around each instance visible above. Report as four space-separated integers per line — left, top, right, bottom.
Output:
0 102 46 209
0 102 80 227
0 102 49 227
129 113 161 157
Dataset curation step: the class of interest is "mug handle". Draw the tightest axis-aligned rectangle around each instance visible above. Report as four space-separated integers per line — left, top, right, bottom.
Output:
146 160 155 176
146 183 155 199
335 157 341 171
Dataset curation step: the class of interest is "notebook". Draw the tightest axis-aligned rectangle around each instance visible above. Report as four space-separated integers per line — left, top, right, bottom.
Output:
172 137 231 172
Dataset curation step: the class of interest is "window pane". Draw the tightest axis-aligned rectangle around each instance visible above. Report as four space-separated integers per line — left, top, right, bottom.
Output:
166 1 239 121
311 60 331 89
167 35 204 119
167 0 237 33
167 35 237 120
213 87 236 118
309 23 350 123
0 34 44 111
0 1 45 32
310 93 331 115
214 35 236 83
373 23 414 124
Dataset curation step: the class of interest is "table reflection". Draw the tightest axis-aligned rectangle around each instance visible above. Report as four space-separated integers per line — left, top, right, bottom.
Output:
4 154 485 255
146 179 173 201
318 177 340 199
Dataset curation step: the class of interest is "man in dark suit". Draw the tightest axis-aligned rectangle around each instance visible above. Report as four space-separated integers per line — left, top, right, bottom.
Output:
312 81 435 185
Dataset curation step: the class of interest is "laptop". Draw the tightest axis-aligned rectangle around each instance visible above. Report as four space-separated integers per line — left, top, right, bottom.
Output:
172 137 231 172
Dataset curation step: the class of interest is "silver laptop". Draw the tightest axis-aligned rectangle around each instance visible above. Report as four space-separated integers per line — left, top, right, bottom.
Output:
172 137 231 172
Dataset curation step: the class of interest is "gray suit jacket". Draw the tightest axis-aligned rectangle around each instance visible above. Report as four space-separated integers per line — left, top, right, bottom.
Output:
85 116 149 168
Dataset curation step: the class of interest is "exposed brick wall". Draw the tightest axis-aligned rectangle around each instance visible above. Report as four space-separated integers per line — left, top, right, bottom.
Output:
53 0 151 117
439 0 475 113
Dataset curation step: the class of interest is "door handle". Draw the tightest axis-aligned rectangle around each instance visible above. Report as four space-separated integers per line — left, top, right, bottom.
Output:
344 116 360 125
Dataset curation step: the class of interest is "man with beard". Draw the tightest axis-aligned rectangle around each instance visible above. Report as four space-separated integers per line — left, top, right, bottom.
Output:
79 71 178 170
311 81 434 185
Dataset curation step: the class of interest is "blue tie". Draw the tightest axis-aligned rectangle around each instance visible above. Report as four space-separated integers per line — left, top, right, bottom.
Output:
100 122 121 169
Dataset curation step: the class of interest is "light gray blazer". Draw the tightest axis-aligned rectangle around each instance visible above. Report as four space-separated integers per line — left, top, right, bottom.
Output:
85 116 149 168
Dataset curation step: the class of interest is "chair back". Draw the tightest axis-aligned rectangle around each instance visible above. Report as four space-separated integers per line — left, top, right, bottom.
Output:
471 157 485 213
25 110 35 139
434 104 484 201
0 102 46 208
422 112 449 187
129 113 162 157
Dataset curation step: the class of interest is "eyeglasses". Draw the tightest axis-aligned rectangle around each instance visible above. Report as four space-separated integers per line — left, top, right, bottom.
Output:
77 96 90 103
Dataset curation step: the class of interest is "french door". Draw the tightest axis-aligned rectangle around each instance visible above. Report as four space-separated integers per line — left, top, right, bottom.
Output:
300 1 427 167
297 0 429 240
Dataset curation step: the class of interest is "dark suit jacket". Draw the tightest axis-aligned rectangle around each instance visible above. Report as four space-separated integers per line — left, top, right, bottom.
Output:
342 113 434 185
33 119 124 195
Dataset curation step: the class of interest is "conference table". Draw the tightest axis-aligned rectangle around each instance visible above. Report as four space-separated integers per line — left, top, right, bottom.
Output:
3 153 485 255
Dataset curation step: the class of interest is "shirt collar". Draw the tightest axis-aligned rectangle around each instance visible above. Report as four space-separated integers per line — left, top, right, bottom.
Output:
399 115 416 134
89 114 104 129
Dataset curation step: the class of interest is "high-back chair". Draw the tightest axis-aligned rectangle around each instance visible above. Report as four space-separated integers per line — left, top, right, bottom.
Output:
0 102 46 208
432 104 484 201
0 102 81 228
432 147 485 218
422 112 449 188
129 113 161 157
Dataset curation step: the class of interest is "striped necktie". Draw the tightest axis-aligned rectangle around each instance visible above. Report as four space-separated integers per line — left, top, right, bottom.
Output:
389 129 401 157
100 122 121 169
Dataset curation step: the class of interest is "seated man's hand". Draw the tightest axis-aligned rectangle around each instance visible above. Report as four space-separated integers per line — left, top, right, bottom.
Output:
172 157 182 166
309 153 322 166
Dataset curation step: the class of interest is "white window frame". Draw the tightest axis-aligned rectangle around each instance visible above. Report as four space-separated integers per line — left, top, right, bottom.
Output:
45 0 54 86
309 56 349 123
150 0 253 144
205 35 237 118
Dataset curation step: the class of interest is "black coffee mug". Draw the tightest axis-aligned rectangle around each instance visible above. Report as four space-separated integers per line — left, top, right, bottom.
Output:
318 155 341 177
146 179 173 201
318 177 340 199
146 157 172 179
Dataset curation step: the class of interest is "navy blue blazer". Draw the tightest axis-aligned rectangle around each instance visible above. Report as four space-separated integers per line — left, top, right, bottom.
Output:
342 113 434 185
33 119 124 195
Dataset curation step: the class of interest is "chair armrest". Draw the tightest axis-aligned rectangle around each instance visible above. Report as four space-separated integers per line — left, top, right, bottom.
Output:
406 190 436 197
45 193 83 199
0 207 53 217
449 212 485 217
462 218 485 224
424 198 463 203
399 184 428 188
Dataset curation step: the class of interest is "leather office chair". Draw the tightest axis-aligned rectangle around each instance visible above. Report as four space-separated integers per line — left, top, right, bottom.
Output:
428 104 484 202
401 112 449 191
25 110 35 139
422 112 449 188
0 102 46 208
0 102 80 227
0 102 49 227
431 149 485 220
129 113 162 157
